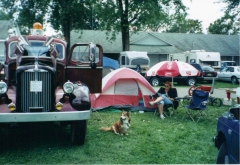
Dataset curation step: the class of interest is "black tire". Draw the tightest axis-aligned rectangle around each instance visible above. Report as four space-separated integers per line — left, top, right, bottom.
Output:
71 120 87 145
211 98 222 107
231 76 238 84
216 141 229 164
186 77 196 86
150 77 160 86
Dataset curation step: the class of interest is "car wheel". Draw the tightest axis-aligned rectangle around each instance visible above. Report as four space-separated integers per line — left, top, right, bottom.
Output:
188 86 196 96
231 76 238 84
211 98 222 107
71 120 87 145
216 141 229 164
186 77 196 86
150 77 160 86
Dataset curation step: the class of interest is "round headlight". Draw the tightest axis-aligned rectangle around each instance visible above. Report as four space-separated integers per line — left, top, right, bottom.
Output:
63 81 74 94
0 80 8 94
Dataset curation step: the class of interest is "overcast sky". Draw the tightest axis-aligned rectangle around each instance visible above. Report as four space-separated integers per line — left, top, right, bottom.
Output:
182 0 227 33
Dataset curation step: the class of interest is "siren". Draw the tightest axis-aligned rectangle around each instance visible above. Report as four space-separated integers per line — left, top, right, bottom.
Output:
33 22 43 30
31 22 43 36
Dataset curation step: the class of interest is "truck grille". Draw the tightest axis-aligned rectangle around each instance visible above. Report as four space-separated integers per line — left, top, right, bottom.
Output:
20 70 53 112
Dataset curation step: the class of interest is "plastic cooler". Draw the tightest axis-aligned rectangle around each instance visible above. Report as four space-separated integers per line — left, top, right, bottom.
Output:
200 86 212 92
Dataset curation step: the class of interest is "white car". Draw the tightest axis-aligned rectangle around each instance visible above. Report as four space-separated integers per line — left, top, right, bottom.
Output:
217 66 240 84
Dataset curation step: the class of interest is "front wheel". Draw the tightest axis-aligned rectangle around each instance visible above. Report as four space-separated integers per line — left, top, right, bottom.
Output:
231 76 238 84
211 98 222 107
71 120 87 145
216 141 229 164
186 77 196 86
150 77 160 86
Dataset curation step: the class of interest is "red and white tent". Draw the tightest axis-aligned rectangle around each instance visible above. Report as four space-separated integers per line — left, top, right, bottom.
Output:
91 68 157 110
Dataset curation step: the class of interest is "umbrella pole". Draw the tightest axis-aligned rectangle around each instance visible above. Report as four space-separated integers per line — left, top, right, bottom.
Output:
211 78 215 94
172 77 174 87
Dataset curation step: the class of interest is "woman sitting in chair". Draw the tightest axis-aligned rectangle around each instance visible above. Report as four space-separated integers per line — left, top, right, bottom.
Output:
149 81 176 119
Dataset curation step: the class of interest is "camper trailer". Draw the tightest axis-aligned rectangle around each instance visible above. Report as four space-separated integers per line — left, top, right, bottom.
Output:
169 50 221 70
119 51 150 76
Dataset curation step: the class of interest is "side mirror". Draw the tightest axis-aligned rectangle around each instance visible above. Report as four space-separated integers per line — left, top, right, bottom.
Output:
0 62 3 72
229 107 240 120
88 43 96 69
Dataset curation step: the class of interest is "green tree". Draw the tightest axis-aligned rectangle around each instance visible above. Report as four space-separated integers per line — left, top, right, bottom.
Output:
1 0 49 34
48 0 92 51
209 0 239 35
0 10 13 20
208 12 239 35
165 16 203 34
1 0 92 50
94 0 187 51
219 0 239 10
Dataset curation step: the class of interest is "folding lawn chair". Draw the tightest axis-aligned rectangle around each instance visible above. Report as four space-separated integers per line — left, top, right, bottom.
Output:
182 89 209 122
153 88 179 117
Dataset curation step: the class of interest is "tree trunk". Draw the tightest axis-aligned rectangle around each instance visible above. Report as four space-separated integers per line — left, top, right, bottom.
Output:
62 16 71 55
122 27 130 51
120 0 130 51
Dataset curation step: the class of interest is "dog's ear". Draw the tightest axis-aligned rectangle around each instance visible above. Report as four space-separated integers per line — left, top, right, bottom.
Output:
127 111 131 116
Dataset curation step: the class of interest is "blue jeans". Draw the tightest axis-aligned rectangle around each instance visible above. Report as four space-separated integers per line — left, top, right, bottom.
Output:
157 95 173 106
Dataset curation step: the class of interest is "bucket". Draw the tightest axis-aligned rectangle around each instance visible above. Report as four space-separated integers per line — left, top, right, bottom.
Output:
223 98 232 106
139 100 144 106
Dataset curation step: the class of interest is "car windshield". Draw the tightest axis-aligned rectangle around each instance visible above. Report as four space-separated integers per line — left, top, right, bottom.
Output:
202 66 214 71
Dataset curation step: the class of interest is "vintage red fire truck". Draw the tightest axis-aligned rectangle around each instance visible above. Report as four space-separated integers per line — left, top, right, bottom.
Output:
0 23 103 145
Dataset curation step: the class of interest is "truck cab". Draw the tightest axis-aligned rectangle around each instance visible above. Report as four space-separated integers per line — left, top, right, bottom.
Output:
0 22 103 145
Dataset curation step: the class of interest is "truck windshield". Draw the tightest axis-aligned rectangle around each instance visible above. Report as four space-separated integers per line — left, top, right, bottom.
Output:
23 45 49 56
8 41 64 59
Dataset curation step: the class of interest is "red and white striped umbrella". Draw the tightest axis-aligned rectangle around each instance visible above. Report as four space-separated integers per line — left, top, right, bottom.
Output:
146 61 199 77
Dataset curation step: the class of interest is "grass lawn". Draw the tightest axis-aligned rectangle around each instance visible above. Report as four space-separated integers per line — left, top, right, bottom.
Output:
0 104 232 164
158 80 240 89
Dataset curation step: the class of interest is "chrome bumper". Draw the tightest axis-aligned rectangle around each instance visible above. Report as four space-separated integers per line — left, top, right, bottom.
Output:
0 111 90 123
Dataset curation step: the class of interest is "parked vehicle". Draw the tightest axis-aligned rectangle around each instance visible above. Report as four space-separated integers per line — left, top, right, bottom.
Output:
0 22 103 145
198 65 218 83
220 61 238 71
213 107 239 164
145 63 217 86
119 51 150 76
217 66 240 84
169 50 221 71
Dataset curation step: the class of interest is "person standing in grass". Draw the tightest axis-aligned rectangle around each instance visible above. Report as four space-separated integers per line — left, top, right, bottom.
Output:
149 81 176 119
